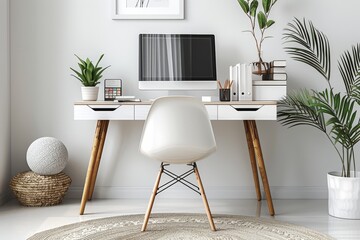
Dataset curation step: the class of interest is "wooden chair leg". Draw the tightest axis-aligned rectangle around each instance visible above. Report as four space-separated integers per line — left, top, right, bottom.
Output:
88 120 109 200
244 120 262 201
142 164 164 232
248 120 275 216
80 120 103 215
194 164 216 231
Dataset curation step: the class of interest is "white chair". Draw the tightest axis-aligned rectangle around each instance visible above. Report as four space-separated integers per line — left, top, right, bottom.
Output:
140 96 217 231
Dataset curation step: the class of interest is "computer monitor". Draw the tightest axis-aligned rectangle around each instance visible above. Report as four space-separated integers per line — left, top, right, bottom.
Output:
139 34 217 90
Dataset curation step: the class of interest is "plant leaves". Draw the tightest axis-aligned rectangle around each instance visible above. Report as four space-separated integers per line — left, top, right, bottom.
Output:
250 0 258 17
277 89 327 133
74 54 86 66
95 54 105 68
262 0 271 13
237 0 249 14
94 66 111 82
283 18 331 82
338 44 360 104
312 89 360 148
266 19 275 28
70 67 86 82
257 11 266 29
70 54 109 86
71 74 84 84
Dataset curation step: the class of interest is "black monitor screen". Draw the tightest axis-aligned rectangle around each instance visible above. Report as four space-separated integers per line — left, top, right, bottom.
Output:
139 34 217 81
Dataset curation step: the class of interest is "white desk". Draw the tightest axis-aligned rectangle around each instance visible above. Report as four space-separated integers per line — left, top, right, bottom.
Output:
74 100 277 216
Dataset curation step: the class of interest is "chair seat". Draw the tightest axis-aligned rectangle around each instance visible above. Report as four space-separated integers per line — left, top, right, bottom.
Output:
142 145 216 164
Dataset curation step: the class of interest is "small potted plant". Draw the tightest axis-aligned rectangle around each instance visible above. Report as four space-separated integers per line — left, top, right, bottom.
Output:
278 18 360 219
70 54 110 101
236 0 279 75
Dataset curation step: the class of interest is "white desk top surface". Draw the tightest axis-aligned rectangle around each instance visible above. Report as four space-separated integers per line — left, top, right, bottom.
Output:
74 100 277 105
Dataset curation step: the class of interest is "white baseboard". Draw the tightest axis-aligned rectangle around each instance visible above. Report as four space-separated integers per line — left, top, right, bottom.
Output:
66 186 328 199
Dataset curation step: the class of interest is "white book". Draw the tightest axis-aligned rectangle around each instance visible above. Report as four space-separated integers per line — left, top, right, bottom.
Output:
268 67 286 74
238 63 252 100
115 96 140 102
237 64 245 100
114 98 141 102
229 65 238 101
244 64 253 100
115 96 135 99
270 60 287 67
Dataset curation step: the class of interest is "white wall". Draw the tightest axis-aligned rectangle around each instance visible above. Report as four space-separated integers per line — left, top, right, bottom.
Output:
0 0 10 205
10 0 360 199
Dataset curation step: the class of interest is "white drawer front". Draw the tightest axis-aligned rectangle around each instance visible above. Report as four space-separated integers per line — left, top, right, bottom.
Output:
218 105 276 120
74 105 134 120
205 105 218 120
135 105 151 120
134 105 218 120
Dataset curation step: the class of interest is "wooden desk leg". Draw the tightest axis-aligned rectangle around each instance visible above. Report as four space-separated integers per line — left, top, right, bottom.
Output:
244 120 262 201
88 120 109 200
79 120 104 215
248 120 275 216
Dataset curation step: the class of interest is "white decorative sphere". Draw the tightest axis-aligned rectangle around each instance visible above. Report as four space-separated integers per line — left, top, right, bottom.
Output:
26 137 68 175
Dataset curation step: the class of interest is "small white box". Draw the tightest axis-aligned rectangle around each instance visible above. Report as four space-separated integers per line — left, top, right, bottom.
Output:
202 96 212 102
253 85 287 101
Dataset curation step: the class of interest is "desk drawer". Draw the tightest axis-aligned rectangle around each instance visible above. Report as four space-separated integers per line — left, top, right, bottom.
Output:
135 105 151 120
205 105 218 120
134 105 218 120
218 105 276 120
74 105 134 120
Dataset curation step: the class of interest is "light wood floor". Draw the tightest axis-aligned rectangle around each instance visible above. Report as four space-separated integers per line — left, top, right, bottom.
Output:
0 199 359 239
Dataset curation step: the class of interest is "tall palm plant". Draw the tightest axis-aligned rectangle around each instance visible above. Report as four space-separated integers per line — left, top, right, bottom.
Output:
278 18 360 177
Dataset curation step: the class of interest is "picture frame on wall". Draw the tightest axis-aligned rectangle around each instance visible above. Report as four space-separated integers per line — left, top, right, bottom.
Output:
113 0 184 20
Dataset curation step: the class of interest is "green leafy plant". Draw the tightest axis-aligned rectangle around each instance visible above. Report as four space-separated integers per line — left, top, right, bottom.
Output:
236 0 279 74
70 54 110 87
278 18 360 177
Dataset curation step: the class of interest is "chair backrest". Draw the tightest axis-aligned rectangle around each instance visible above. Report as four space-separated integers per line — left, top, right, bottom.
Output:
140 96 216 164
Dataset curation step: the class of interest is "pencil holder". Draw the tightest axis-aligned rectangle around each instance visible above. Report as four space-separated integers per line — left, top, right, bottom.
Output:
219 89 230 101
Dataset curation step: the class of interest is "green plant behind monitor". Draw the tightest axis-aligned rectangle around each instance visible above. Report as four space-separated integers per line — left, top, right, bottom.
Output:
278 18 360 177
70 54 110 87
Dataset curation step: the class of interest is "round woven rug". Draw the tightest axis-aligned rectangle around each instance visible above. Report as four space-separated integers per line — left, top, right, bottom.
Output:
28 213 334 240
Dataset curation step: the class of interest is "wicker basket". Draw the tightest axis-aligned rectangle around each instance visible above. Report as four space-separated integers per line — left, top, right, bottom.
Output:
9 171 71 207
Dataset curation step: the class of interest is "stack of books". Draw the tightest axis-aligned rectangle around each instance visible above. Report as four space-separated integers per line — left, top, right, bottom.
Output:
251 60 287 101
262 60 287 82
230 60 287 101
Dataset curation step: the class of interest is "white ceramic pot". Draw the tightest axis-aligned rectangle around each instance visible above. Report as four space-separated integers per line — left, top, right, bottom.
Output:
327 171 360 219
81 87 99 101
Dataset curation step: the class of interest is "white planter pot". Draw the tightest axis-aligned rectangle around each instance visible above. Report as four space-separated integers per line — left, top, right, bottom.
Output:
81 87 99 101
328 171 360 219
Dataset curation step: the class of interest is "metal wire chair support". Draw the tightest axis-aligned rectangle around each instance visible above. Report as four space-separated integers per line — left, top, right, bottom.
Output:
156 162 201 195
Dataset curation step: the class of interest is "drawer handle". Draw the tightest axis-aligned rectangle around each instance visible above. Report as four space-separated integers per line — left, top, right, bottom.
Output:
88 106 120 112
91 108 118 112
231 106 261 112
